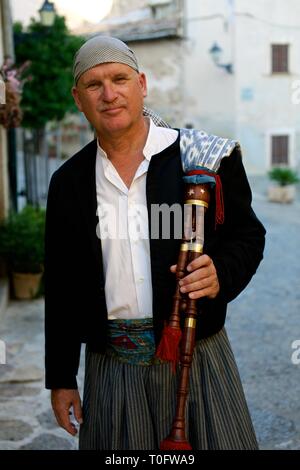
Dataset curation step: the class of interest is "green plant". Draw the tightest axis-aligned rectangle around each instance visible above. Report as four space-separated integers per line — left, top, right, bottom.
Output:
0 205 45 273
14 17 84 129
268 167 299 186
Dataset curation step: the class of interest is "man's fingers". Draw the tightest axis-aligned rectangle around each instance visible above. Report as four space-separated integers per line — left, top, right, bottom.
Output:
181 277 219 299
59 411 78 436
52 405 77 436
180 265 214 286
170 256 219 299
171 255 213 277
187 286 218 300
51 389 82 436
179 276 212 294
73 398 83 425
186 254 211 272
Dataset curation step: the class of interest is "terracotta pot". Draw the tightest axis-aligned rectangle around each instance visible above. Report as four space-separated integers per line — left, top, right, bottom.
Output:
12 272 43 300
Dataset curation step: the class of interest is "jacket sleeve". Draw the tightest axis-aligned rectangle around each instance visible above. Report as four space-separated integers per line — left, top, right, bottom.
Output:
211 147 266 303
44 171 81 389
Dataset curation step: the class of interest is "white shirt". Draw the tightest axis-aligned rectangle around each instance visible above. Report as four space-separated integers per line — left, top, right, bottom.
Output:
95 118 178 319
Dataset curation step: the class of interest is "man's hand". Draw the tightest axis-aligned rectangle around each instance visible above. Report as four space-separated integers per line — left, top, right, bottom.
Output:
170 254 220 300
51 389 83 436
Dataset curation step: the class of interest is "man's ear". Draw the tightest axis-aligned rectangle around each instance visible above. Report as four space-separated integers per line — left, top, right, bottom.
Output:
139 73 147 98
72 86 83 112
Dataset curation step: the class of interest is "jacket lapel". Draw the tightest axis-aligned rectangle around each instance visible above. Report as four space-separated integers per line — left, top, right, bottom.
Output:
72 140 104 280
146 134 184 336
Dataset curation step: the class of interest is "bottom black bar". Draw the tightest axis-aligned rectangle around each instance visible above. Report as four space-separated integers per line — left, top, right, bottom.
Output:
0 450 300 467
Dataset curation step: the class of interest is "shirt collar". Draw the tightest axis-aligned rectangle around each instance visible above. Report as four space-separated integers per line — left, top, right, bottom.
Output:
97 117 177 161
142 117 178 160
142 117 156 161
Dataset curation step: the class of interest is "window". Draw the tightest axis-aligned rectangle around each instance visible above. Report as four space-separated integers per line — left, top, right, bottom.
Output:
272 44 289 73
271 135 289 165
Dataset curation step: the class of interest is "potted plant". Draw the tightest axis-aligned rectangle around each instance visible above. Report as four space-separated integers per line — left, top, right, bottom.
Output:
267 167 299 203
0 205 45 299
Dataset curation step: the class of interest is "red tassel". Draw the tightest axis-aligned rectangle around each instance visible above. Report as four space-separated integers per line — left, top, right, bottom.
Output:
214 174 224 225
155 325 181 373
186 169 224 227
160 438 192 450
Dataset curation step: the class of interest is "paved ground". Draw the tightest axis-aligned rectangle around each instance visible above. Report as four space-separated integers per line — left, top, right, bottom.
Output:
227 176 300 450
0 176 299 450
0 300 84 450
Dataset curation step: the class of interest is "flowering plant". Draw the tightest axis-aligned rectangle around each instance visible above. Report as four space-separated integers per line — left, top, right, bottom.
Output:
0 57 31 129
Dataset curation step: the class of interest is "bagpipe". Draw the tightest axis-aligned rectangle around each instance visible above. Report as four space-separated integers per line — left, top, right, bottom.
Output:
155 128 238 450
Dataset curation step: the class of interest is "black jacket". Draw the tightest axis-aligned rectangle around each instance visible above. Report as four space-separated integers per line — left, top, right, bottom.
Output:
44 134 266 389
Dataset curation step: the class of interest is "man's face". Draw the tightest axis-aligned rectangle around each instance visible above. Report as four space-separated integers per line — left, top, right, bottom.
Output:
72 62 147 136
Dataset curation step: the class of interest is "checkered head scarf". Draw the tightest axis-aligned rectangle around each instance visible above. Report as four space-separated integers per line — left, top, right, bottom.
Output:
73 35 139 85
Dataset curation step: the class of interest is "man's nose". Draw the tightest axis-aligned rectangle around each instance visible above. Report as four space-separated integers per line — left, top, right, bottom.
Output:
102 83 117 102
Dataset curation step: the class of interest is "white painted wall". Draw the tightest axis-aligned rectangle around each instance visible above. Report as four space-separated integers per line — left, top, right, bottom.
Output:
183 0 235 137
234 0 300 173
134 39 184 126
97 0 300 173
184 0 300 173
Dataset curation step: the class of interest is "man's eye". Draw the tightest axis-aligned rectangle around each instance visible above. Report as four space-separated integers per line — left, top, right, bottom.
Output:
115 77 126 83
87 83 99 90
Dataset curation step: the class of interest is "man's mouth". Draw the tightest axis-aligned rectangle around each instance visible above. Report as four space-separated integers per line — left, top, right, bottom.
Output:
101 106 124 115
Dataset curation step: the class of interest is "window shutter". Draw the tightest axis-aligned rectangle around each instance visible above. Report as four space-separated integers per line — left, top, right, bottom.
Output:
271 135 289 165
272 45 289 73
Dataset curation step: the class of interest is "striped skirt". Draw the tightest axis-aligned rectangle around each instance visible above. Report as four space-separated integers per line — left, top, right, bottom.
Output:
79 327 258 450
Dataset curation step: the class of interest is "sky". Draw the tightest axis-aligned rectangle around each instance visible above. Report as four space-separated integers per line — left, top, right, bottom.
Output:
10 0 113 29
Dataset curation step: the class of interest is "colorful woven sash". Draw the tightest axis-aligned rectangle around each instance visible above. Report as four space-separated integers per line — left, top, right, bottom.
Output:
106 318 162 366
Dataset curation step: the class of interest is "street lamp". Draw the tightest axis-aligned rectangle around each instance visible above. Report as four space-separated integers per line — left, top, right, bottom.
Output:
39 0 56 27
209 42 233 74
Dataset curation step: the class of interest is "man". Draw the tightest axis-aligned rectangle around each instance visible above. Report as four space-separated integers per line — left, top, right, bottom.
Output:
45 36 266 450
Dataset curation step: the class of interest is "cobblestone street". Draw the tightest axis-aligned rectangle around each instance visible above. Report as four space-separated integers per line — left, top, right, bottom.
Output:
0 176 299 450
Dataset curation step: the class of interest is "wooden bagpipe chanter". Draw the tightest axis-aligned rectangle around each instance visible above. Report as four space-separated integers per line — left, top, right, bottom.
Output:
155 129 237 450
